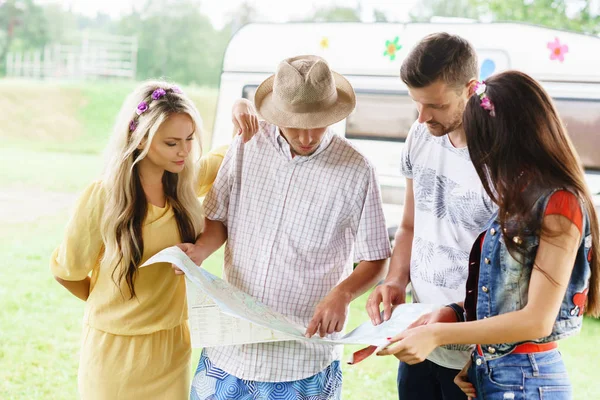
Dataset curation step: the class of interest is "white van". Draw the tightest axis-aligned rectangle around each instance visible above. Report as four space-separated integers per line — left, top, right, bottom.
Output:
211 22 600 231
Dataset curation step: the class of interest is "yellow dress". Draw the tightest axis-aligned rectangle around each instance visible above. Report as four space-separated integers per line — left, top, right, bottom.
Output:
50 146 227 400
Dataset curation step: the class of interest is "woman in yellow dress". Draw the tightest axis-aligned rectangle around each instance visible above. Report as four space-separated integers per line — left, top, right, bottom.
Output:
50 81 239 399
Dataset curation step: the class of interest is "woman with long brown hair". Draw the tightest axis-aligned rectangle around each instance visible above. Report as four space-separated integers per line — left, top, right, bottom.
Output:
378 70 599 399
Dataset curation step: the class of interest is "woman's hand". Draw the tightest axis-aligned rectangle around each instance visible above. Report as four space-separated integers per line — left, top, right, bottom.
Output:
454 359 477 398
232 99 259 143
376 324 440 364
171 243 206 275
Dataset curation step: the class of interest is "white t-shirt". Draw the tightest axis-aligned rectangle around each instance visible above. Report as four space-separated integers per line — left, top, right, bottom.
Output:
401 121 496 370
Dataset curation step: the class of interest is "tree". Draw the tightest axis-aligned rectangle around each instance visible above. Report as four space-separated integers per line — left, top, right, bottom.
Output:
470 0 600 34
223 1 258 35
0 0 48 71
41 3 78 45
410 0 600 34
117 0 226 86
308 6 361 22
373 9 388 22
409 0 480 21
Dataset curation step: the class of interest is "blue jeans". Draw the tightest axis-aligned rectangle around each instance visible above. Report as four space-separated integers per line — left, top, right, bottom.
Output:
469 349 572 399
397 360 467 400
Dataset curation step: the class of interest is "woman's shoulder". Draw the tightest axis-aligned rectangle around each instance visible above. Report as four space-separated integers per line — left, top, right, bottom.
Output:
71 180 110 218
80 180 109 202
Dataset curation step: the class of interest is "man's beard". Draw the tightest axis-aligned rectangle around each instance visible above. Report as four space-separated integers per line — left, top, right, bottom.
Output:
426 119 461 136
426 106 464 136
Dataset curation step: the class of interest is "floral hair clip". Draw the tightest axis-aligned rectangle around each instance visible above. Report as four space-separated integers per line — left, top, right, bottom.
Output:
129 86 183 132
474 81 495 117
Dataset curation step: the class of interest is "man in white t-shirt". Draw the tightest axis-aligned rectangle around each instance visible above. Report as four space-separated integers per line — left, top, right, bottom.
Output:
366 33 496 400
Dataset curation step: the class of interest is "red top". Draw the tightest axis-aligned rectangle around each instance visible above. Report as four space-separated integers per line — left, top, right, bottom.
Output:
479 190 583 252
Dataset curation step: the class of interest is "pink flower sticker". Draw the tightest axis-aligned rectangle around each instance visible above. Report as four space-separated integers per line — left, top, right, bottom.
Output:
547 37 568 62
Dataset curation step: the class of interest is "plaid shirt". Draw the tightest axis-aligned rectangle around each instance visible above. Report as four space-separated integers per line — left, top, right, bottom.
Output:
203 121 391 382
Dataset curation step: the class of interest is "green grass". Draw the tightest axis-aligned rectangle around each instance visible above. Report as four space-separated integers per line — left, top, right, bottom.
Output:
1 80 599 399
0 79 218 155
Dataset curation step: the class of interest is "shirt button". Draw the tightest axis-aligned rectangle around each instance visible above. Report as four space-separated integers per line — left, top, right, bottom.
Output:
488 347 496 354
513 236 523 245
484 258 491 264
482 286 489 293
476 358 482 366
490 228 496 236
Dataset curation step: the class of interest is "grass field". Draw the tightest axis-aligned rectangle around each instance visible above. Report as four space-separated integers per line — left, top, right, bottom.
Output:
0 80 598 399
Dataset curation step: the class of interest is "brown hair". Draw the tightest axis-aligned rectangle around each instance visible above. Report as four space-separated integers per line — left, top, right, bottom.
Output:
400 32 478 90
463 70 600 317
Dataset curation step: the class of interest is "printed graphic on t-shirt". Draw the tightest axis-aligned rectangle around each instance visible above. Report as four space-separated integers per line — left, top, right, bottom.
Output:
412 237 470 290
412 164 492 232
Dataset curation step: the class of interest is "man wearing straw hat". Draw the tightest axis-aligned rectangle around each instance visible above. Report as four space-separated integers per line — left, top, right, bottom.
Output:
178 55 391 399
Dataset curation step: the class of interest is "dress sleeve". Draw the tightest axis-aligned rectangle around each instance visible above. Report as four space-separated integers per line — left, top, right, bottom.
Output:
195 145 228 198
50 181 106 281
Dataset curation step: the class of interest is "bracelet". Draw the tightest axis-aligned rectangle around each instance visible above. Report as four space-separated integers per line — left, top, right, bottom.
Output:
445 303 465 322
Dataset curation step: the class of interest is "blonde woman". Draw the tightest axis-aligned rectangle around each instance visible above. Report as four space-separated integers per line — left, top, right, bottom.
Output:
50 81 247 399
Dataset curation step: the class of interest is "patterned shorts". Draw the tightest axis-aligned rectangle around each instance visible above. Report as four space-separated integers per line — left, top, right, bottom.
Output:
191 350 343 400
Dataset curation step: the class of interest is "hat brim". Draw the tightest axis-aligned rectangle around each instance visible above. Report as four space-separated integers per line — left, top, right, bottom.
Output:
254 71 356 129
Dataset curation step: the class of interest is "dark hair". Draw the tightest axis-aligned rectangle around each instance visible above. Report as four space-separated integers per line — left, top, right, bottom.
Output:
464 70 600 317
400 32 478 90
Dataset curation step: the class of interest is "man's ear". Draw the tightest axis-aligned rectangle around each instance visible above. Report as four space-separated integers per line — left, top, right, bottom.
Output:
467 79 478 97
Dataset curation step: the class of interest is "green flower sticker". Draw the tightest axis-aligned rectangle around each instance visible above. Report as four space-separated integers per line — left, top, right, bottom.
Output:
384 36 402 61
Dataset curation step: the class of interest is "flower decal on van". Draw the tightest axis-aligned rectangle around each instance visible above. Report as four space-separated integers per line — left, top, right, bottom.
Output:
384 36 402 61
547 37 568 62
320 37 329 50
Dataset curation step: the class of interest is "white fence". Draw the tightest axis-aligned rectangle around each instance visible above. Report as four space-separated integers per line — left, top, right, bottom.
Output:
6 33 138 80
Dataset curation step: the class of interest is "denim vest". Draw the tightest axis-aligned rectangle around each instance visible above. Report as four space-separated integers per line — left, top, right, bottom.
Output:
466 188 592 359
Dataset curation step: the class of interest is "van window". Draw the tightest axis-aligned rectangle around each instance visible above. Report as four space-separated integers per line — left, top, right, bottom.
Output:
554 98 600 171
346 92 417 142
242 86 600 170
242 85 257 102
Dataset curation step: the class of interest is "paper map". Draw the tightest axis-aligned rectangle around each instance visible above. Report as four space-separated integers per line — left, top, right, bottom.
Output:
141 246 435 350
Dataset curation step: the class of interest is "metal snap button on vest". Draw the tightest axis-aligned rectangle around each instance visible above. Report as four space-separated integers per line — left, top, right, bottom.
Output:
476 358 482 366
482 286 489 293
488 347 496 354
490 228 496 236
484 257 491 264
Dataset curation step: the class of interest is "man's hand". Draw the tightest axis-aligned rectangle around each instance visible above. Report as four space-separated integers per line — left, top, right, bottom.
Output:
305 288 352 338
366 281 407 325
232 99 258 143
171 243 206 275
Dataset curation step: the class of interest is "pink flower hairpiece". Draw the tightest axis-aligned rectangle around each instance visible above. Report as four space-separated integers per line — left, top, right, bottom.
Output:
474 81 495 117
129 86 184 132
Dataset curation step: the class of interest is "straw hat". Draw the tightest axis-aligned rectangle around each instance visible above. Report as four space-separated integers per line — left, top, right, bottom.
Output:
254 55 356 129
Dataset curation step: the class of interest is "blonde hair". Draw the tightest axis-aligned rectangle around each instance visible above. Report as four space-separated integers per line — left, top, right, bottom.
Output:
101 80 205 298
